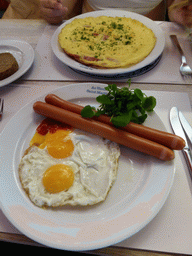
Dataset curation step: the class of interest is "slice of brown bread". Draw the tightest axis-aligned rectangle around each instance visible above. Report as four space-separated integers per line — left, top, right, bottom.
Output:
0 52 19 80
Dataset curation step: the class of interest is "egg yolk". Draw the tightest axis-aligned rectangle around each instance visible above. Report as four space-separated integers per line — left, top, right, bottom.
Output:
43 130 74 159
30 132 45 146
31 129 74 159
43 164 74 194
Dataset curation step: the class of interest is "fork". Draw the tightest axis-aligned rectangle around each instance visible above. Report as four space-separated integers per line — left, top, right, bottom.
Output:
170 35 192 81
0 98 4 120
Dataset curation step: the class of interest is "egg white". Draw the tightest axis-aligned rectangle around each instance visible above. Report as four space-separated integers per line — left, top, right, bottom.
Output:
19 129 120 208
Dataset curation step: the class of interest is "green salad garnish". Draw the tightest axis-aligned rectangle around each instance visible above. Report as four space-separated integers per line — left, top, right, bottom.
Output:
81 80 156 127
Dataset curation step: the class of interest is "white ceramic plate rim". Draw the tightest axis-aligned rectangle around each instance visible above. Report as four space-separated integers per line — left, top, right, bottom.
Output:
0 83 175 251
51 10 165 76
0 39 34 87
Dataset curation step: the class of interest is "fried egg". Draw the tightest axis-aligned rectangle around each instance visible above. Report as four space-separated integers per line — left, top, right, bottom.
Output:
58 16 156 69
19 121 120 208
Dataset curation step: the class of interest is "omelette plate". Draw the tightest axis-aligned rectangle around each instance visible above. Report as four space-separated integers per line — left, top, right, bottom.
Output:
71 55 162 79
0 83 175 251
51 10 165 78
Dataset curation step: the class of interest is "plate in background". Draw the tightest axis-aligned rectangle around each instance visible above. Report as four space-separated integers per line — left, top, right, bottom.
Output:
0 39 34 87
51 10 165 78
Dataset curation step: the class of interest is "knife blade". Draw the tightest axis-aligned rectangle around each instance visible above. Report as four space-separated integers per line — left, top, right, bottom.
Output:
179 111 192 144
170 107 192 175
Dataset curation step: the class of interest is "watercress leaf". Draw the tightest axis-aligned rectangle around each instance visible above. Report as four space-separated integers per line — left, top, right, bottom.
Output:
138 106 146 115
134 88 144 102
126 102 136 112
83 81 156 126
96 94 113 105
105 85 110 91
117 100 122 110
137 113 148 124
111 112 132 127
94 109 105 117
143 96 156 112
111 83 117 92
130 110 139 123
106 83 117 96
81 105 95 118
127 78 131 87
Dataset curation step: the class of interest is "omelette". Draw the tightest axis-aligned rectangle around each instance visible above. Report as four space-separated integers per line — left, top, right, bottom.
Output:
58 16 156 69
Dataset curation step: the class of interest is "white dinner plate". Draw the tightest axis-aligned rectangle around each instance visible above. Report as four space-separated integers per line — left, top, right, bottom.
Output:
0 83 175 251
0 39 34 87
51 10 165 78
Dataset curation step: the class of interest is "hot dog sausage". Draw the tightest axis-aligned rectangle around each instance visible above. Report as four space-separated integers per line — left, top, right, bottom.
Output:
45 94 185 150
33 101 175 161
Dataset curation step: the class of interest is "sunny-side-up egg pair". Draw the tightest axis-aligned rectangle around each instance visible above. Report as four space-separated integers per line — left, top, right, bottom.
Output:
18 118 120 208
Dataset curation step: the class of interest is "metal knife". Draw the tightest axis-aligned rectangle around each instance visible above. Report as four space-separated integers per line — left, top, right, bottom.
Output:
170 107 192 175
179 111 192 144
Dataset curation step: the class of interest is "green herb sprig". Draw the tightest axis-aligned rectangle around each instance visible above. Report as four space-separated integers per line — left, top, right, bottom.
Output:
81 80 156 127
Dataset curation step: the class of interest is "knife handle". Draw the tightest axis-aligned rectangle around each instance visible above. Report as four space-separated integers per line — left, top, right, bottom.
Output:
183 149 192 178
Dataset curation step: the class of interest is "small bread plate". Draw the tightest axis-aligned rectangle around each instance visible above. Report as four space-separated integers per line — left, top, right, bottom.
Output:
0 39 34 87
51 10 165 79
0 83 175 251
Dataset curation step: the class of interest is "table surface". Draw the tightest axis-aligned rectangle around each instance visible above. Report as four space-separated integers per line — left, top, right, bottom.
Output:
1 19 192 256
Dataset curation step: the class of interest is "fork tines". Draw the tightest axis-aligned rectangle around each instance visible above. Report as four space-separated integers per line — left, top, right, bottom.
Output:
0 98 4 120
